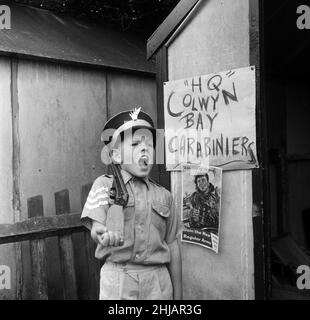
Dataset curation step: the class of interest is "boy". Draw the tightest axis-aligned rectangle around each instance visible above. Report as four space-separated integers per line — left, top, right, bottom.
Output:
81 108 182 300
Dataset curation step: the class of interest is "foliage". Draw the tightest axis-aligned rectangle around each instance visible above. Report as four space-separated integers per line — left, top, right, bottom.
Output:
12 0 180 34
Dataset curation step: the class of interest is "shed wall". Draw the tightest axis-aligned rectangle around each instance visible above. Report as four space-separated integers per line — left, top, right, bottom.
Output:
0 57 156 299
0 57 16 299
167 0 255 299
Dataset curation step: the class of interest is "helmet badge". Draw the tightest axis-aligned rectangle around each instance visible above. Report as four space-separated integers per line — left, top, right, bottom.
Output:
129 107 141 121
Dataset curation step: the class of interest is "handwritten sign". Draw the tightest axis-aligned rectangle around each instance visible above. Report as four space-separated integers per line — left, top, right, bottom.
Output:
163 66 258 171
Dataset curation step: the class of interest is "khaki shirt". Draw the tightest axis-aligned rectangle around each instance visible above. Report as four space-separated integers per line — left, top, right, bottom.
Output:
81 170 179 265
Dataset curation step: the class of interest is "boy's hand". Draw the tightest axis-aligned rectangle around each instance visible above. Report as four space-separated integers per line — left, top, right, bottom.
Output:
100 230 124 247
91 221 124 247
90 221 106 244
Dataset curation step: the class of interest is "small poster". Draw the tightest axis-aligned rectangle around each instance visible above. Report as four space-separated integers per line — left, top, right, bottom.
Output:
181 164 222 253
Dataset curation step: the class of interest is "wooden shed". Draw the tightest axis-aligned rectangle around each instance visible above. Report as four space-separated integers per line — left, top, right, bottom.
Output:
0 3 156 299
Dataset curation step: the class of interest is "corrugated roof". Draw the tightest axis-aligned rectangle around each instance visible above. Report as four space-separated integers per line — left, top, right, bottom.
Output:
0 3 155 74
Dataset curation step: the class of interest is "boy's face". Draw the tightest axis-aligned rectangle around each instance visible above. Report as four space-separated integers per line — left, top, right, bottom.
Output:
113 128 154 178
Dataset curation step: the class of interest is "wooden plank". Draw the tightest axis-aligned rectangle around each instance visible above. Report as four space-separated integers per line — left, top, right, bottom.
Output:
11 57 21 223
0 213 85 245
28 196 44 219
11 56 23 300
27 196 48 300
55 189 78 300
250 0 271 300
55 190 71 216
147 0 200 59
155 46 170 190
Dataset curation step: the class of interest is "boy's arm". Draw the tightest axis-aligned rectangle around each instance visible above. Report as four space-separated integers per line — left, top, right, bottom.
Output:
81 176 110 230
81 176 121 247
167 239 183 300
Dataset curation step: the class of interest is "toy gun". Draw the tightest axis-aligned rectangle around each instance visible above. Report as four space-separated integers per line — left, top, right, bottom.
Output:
105 161 129 246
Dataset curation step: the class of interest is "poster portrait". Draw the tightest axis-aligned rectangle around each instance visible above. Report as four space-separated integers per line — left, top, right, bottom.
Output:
181 164 222 253
163 66 258 171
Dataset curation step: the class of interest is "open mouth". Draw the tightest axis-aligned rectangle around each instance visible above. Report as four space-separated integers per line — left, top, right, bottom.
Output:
138 155 149 168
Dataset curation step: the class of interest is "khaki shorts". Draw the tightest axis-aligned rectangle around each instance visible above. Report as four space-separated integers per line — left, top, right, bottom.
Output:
99 261 173 300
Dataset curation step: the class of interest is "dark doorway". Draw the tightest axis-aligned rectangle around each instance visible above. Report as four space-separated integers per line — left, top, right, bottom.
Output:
264 0 310 299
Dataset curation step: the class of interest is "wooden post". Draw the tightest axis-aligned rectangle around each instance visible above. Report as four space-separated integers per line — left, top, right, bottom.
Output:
27 195 48 300
55 189 78 300
156 46 170 190
11 57 23 300
250 0 272 299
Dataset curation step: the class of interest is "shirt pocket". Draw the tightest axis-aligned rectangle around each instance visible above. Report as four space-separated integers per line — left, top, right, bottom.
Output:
151 201 170 236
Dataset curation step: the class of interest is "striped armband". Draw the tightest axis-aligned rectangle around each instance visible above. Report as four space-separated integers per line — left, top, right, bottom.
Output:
84 186 109 210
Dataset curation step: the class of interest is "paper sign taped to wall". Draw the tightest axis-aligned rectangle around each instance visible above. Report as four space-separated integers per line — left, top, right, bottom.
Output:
163 66 258 171
181 164 222 253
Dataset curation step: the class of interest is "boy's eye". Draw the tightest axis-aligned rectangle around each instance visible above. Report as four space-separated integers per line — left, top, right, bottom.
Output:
130 138 153 147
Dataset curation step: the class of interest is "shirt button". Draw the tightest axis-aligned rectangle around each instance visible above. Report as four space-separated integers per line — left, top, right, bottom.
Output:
135 253 140 259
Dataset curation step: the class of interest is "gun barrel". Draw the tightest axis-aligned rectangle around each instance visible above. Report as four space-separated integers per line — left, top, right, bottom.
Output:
110 162 129 206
